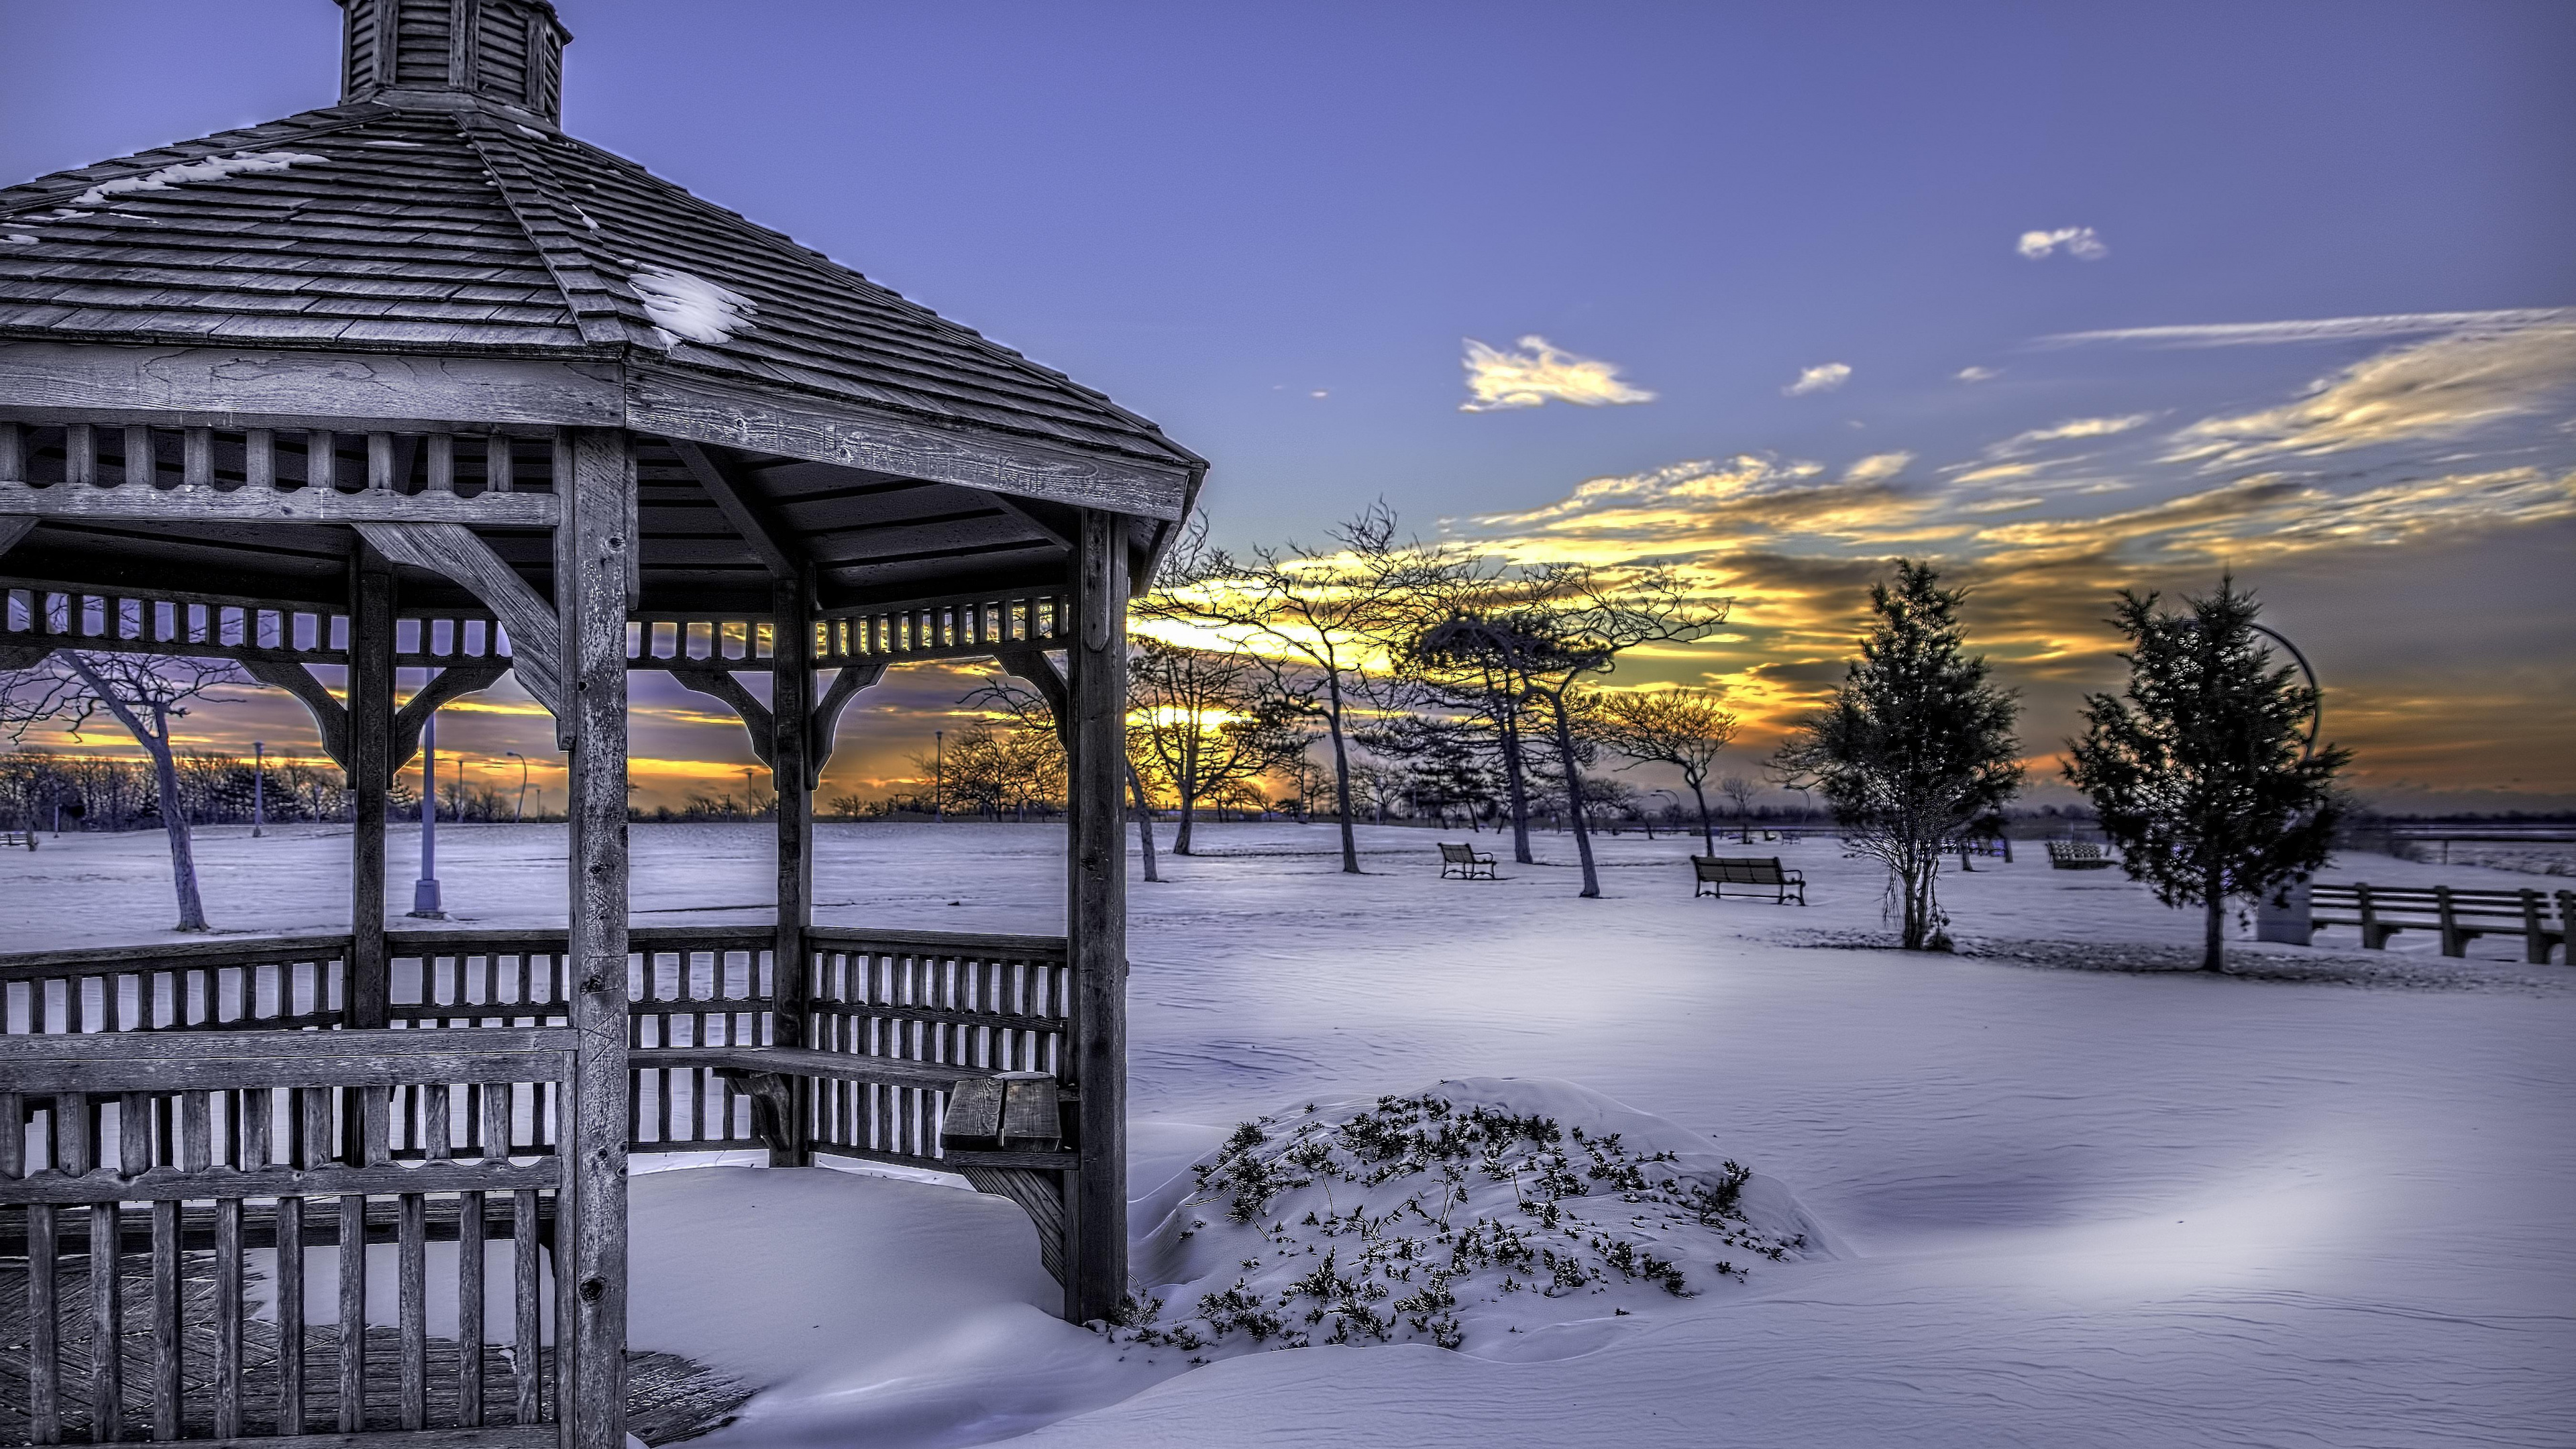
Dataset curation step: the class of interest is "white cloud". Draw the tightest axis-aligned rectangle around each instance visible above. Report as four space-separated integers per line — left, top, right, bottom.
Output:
2165 325 2576 468
2017 226 2108 261
2045 307 2576 348
1955 365 2001 382
1784 362 1851 396
1459 336 1656 412
1988 413 2155 457
1843 451 1913 484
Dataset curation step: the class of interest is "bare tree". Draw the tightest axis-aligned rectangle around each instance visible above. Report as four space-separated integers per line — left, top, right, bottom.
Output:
1595 688 1739 853
1140 502 1446 875
1129 639 1305 853
965 670 1165 881
1417 567 1725 898
1 651 249 930
1718 774 1761 844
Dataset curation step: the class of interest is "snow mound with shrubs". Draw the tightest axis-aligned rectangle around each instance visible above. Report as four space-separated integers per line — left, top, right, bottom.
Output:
1119 1077 1831 1364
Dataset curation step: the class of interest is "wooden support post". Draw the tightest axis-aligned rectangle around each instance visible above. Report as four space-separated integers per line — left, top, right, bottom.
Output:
348 553 394 1029
768 572 814 1165
560 427 631 1449
1065 508 1128 1324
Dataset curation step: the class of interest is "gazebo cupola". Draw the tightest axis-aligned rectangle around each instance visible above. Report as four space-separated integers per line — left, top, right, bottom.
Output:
339 0 573 125
0 1 1198 1442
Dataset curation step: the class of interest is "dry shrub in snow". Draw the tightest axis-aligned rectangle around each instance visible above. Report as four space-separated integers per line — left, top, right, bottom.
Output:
1118 1079 1827 1361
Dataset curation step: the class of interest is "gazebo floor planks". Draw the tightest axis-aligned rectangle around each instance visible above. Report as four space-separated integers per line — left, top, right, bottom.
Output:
0 1254 751 1446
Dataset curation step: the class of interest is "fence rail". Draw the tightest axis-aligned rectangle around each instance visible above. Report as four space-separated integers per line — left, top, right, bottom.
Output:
0 928 1081 1171
0 1028 572 1444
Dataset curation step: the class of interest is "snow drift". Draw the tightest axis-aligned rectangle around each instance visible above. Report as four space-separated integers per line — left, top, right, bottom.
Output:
1122 1077 1831 1364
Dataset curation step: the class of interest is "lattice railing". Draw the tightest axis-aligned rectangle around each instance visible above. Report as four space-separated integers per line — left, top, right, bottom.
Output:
818 592 1067 665
800 929 1072 1167
0 421 556 499
1 588 352 668
1 586 1070 676
0 938 347 1038
0 928 1077 1172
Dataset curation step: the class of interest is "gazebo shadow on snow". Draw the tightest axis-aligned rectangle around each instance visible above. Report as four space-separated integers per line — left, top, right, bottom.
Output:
0 1 1203 1442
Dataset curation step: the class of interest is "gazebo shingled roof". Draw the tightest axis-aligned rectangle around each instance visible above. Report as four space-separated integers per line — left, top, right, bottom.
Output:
0 4 1166 1439
0 0 1203 618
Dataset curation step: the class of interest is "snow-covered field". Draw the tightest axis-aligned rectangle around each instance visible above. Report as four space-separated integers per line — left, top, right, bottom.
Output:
4 821 2571 1447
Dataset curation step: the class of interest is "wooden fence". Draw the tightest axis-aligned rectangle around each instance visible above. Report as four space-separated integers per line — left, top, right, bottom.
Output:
0 928 1087 1291
0 1027 574 1446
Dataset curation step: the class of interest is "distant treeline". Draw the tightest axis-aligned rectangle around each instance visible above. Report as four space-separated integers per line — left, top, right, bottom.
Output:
0 748 550 832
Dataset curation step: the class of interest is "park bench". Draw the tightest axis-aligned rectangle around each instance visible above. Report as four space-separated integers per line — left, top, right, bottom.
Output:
0 830 29 849
1439 842 1497 879
2046 841 2114 870
1943 835 2015 866
1693 855 1807 905
2312 882 2571 963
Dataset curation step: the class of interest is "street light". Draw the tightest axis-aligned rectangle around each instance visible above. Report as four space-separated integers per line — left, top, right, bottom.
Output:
1648 788 1678 842
506 750 529 823
251 740 265 838
408 677 444 918
934 729 945 822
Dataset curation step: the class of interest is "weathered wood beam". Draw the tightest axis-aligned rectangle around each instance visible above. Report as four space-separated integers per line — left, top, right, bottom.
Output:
1064 508 1128 1324
630 370 1191 523
665 665 773 772
0 342 623 431
669 441 800 581
808 660 886 788
559 427 631 1449
0 482 560 526
240 660 354 774
353 522 568 729
394 661 511 772
996 647 1071 749
769 574 814 1167
347 557 395 1030
985 493 1074 551
0 517 35 559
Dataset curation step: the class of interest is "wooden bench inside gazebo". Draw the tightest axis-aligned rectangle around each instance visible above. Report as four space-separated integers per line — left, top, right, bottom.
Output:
0 3 1204 1444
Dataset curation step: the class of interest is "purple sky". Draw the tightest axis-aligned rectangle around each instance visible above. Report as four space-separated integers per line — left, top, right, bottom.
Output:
5 1 2573 810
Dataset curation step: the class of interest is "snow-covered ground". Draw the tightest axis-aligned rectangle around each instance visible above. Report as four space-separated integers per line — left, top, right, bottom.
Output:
3 821 2571 1446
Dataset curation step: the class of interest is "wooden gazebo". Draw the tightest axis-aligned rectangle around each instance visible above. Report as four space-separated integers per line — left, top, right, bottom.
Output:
0 1 1201 1444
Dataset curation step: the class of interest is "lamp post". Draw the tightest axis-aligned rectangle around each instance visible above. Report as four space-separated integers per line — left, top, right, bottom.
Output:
409 689 444 918
1648 788 1678 841
934 729 945 822
251 740 265 838
506 750 529 823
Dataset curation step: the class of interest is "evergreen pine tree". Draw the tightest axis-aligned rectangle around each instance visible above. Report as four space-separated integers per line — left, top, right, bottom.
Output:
1775 561 2023 949
2064 578 2350 972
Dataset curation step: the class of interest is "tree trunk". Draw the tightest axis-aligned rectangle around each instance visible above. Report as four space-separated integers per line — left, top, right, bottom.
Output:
1323 674 1360 874
145 729 209 931
1545 689 1602 899
1126 759 1160 883
1175 733 1199 855
1689 782 1716 855
2203 864 2226 971
1898 860 1928 950
1499 712 1535 865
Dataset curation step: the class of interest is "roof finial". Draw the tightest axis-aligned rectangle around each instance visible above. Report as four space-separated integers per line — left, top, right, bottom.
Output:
335 0 573 126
